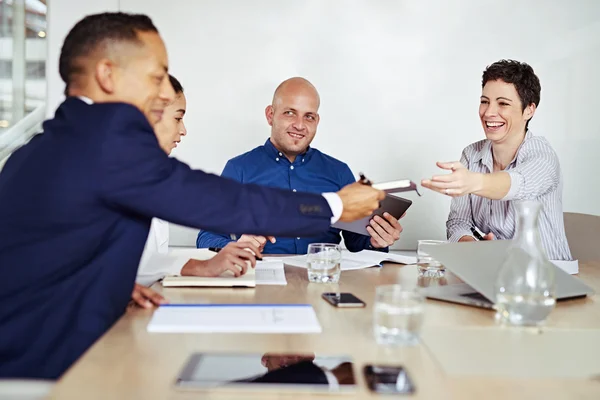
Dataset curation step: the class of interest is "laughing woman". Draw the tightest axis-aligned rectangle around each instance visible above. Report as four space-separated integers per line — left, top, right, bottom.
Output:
422 59 572 261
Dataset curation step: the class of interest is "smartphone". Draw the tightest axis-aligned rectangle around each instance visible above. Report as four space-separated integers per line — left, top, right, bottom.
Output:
364 364 416 395
321 292 366 308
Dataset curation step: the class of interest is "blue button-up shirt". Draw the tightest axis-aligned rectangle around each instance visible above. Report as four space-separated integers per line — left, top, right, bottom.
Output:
197 139 385 254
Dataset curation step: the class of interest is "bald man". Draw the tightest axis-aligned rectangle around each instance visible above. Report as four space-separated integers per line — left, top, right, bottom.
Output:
197 78 403 254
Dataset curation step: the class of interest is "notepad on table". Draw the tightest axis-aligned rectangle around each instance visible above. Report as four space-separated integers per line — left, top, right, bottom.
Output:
162 267 256 288
147 304 322 333
161 260 287 287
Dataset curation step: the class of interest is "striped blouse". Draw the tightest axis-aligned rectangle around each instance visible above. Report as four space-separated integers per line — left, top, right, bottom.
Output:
446 130 572 261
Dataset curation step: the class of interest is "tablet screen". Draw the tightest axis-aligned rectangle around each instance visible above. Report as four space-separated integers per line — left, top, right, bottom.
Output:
176 352 357 393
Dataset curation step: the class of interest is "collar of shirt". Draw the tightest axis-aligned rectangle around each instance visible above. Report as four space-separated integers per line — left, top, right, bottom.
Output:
77 96 94 105
474 129 532 172
262 138 315 166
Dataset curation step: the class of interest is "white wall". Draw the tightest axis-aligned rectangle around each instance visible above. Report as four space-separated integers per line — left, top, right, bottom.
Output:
45 0 119 117
47 0 600 249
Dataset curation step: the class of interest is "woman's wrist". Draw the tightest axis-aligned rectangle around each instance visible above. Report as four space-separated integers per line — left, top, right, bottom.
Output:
470 172 485 195
180 259 207 276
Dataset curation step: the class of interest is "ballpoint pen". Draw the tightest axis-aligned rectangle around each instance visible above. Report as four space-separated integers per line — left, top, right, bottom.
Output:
209 247 263 261
470 226 486 241
358 172 372 186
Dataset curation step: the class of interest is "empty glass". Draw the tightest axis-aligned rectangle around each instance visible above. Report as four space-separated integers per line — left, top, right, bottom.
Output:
417 240 446 276
373 285 424 346
307 243 342 283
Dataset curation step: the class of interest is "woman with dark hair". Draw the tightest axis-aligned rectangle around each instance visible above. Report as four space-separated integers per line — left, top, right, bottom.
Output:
134 75 258 303
422 59 572 261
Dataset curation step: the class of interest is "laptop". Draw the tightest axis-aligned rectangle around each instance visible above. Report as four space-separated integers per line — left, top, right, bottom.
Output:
419 240 595 310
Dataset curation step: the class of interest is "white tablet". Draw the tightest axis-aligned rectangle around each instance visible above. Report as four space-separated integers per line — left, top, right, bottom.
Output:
175 352 357 394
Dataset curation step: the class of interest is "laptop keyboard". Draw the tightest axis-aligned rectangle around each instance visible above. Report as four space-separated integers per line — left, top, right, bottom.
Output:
460 292 493 303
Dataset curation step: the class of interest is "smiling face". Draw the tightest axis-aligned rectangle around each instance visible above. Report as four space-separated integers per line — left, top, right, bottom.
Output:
266 78 320 162
479 79 535 144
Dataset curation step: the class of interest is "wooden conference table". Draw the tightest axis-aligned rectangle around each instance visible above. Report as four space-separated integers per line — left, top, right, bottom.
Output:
50 257 600 399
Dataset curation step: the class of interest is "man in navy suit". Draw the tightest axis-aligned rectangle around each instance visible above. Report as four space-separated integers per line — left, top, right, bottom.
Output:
0 12 384 379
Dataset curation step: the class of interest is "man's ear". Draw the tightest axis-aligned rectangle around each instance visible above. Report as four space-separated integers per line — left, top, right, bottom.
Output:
95 59 116 94
524 103 536 122
265 105 274 126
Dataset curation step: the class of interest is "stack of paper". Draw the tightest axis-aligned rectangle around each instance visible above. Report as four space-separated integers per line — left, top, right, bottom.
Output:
255 260 287 285
277 249 417 271
147 304 322 333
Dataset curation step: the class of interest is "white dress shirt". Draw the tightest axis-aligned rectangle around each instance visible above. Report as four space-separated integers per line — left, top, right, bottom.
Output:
136 218 176 286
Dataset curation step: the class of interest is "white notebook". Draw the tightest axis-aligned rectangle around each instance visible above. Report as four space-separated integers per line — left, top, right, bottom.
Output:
162 265 255 288
161 260 287 287
147 304 322 333
372 179 420 195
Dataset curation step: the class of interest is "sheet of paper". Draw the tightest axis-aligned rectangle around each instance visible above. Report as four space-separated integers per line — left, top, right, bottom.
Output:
277 250 417 271
147 304 321 333
551 259 579 275
255 260 287 285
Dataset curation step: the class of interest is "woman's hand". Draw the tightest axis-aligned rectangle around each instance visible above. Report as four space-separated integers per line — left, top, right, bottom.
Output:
421 161 483 197
181 241 261 277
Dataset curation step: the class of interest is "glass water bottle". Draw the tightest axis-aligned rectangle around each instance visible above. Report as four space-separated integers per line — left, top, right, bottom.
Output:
495 201 556 326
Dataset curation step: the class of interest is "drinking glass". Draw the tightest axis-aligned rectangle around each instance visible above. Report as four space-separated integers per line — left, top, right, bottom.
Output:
417 240 446 276
307 243 342 283
373 285 424 346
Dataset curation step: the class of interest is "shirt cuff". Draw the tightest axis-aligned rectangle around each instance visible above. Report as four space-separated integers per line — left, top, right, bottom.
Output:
502 171 522 201
448 229 473 243
322 368 340 390
322 192 343 224
135 253 190 286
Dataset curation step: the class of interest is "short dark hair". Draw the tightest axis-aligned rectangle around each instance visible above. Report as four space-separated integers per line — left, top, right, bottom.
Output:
60 12 158 95
169 75 184 95
482 60 541 109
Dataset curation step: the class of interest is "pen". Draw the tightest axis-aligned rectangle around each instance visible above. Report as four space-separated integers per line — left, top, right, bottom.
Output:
470 227 486 241
209 247 263 261
358 172 372 186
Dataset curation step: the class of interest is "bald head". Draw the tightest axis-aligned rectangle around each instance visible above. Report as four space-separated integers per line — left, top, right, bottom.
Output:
266 77 321 163
272 77 320 110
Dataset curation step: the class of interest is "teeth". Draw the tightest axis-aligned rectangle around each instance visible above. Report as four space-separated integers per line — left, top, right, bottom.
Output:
486 122 504 127
289 133 303 138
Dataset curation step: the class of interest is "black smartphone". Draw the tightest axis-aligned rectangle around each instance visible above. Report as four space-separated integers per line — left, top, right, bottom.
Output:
363 364 416 395
321 292 366 308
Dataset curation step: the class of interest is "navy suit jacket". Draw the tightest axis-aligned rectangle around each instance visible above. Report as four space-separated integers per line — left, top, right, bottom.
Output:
0 98 332 379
